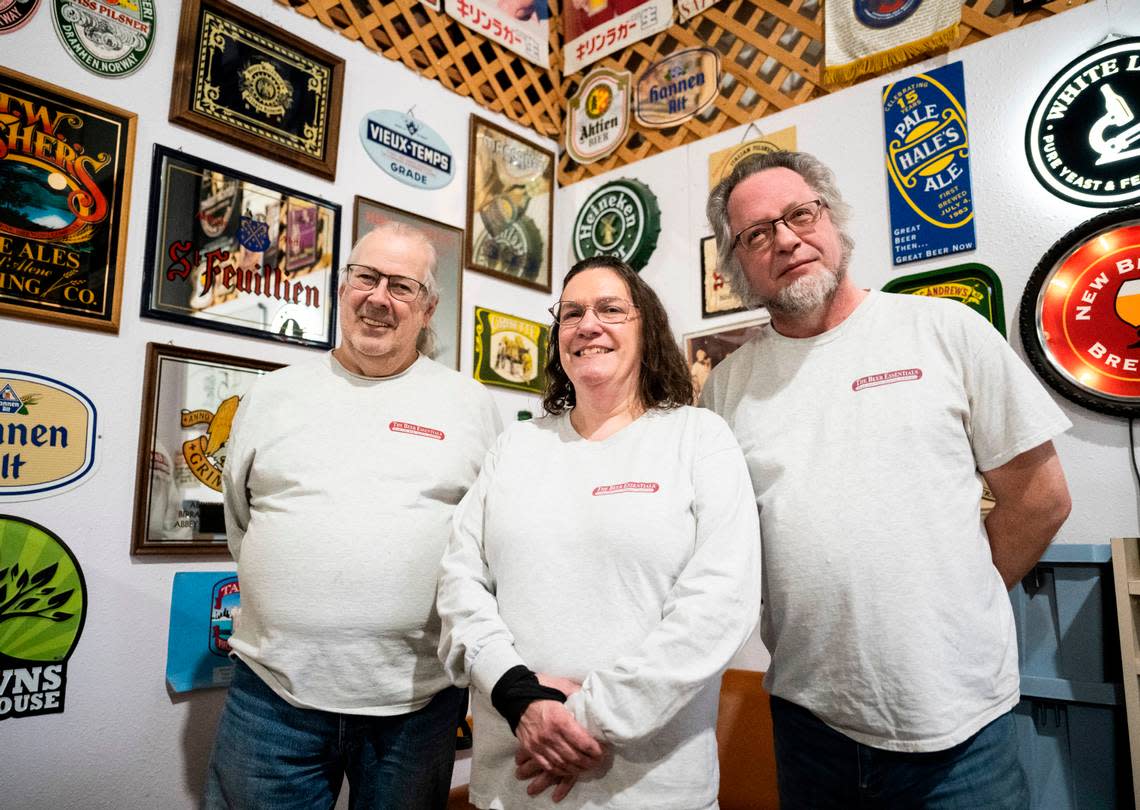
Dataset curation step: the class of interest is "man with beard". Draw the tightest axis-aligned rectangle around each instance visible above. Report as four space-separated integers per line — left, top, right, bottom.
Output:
701 151 1072 809
203 221 502 809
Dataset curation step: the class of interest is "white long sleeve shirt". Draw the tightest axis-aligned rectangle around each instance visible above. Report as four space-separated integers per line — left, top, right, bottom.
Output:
438 406 761 809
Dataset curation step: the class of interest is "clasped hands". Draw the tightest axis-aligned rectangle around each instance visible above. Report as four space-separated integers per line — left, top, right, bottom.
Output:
513 674 607 802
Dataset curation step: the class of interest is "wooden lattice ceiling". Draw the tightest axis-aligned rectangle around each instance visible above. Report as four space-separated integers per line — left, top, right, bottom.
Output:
278 0 1092 185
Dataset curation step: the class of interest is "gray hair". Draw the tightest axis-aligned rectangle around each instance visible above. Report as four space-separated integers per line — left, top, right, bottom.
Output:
344 220 440 357
706 151 855 309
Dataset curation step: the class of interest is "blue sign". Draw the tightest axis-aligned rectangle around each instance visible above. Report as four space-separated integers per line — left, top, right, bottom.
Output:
882 61 976 266
165 572 239 693
359 109 455 190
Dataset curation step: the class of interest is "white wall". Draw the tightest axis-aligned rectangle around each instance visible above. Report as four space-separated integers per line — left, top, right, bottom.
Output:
556 0 1140 671
2 0 550 804
4 0 1139 804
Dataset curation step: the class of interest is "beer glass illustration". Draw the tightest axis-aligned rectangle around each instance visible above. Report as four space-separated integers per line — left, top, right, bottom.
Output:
1116 277 1140 348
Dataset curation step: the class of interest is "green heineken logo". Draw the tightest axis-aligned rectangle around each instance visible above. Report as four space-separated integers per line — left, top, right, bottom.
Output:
53 0 156 78
0 515 86 720
572 179 661 272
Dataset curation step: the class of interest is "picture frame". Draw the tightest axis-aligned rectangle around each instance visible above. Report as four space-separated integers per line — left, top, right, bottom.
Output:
352 196 463 371
683 316 770 405
700 235 747 318
142 145 341 350
131 343 282 556
472 306 549 395
170 0 344 180
466 116 555 294
0 67 136 332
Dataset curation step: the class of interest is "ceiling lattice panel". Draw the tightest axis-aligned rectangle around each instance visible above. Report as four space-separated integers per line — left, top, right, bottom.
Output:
278 0 1092 185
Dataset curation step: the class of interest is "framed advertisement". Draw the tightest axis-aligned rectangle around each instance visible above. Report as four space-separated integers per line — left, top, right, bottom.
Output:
466 116 554 294
131 343 281 556
700 236 747 318
0 67 136 332
683 316 769 404
352 196 463 371
472 306 549 395
170 0 344 180
142 145 340 349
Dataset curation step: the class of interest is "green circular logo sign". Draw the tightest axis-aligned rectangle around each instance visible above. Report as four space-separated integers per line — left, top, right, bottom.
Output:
572 179 661 272
0 515 86 719
53 0 156 78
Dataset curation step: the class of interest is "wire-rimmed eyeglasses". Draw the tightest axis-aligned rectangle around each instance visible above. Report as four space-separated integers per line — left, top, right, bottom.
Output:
548 297 638 328
343 264 427 302
731 199 827 252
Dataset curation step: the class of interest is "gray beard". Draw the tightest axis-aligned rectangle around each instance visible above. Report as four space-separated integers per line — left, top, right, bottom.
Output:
762 262 846 316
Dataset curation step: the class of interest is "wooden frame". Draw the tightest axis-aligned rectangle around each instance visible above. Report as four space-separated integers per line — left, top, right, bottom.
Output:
131 343 281 556
700 235 747 319
683 316 770 405
352 196 464 371
0 67 135 332
465 116 554 294
142 145 341 350
170 0 344 180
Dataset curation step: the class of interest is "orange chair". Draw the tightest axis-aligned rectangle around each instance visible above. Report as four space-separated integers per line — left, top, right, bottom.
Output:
447 669 779 809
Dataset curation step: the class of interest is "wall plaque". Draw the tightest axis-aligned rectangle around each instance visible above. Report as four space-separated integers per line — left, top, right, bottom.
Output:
473 307 549 395
52 0 155 77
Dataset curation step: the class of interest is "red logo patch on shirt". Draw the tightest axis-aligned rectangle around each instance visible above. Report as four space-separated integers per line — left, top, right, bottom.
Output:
389 420 445 440
592 481 660 496
851 368 923 392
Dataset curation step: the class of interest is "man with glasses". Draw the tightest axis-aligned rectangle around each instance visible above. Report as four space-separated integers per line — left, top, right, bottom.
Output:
204 221 502 810
702 151 1072 808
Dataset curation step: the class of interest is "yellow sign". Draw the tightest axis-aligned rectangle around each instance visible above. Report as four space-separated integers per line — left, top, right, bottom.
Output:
0 371 97 500
708 126 797 190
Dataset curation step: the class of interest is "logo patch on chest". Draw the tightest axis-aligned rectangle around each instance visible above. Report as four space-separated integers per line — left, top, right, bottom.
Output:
388 421 445 440
592 481 660 495
851 368 923 391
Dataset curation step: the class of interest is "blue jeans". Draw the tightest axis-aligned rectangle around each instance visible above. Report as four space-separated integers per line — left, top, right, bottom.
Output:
771 695 1030 809
202 659 466 810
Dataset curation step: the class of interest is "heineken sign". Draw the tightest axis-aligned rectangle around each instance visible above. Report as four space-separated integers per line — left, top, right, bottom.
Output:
572 179 661 272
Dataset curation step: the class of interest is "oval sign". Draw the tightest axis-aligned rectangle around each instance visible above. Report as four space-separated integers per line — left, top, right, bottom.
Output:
1018 205 1140 416
0 370 98 499
359 109 455 190
635 47 720 129
52 0 156 78
0 0 42 33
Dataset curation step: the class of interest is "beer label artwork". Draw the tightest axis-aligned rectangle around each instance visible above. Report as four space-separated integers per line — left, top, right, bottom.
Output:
0 0 41 33
563 0 670 76
359 108 454 190
0 515 87 721
52 0 155 77
882 263 1005 336
142 146 339 349
446 0 550 69
1019 206 1140 417
0 69 135 331
566 68 630 165
882 61 975 266
572 179 661 272
132 343 280 554
1025 37 1140 208
165 571 238 693
635 47 720 128
473 307 549 395
0 370 98 500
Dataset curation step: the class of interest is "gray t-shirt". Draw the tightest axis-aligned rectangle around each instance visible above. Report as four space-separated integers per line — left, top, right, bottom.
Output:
702 290 1070 752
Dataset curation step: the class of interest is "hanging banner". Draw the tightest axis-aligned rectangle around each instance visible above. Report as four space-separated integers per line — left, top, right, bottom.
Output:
707 126 797 190
1019 205 1140 418
566 67 631 165
0 515 87 721
166 571 239 693
634 47 720 129
447 0 550 69
0 370 99 500
823 0 958 86
882 61 976 266
1025 37 1140 209
563 0 671 76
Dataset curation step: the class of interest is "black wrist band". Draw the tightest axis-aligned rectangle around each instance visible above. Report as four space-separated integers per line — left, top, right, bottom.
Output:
491 665 567 734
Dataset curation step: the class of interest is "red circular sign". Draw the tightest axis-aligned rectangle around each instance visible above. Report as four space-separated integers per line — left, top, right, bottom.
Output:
1020 206 1140 416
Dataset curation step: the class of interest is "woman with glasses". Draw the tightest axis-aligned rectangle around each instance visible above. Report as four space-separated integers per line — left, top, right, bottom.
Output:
437 256 761 809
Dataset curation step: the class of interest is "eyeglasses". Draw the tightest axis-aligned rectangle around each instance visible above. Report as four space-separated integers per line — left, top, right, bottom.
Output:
343 264 427 302
731 200 827 252
548 297 638 327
